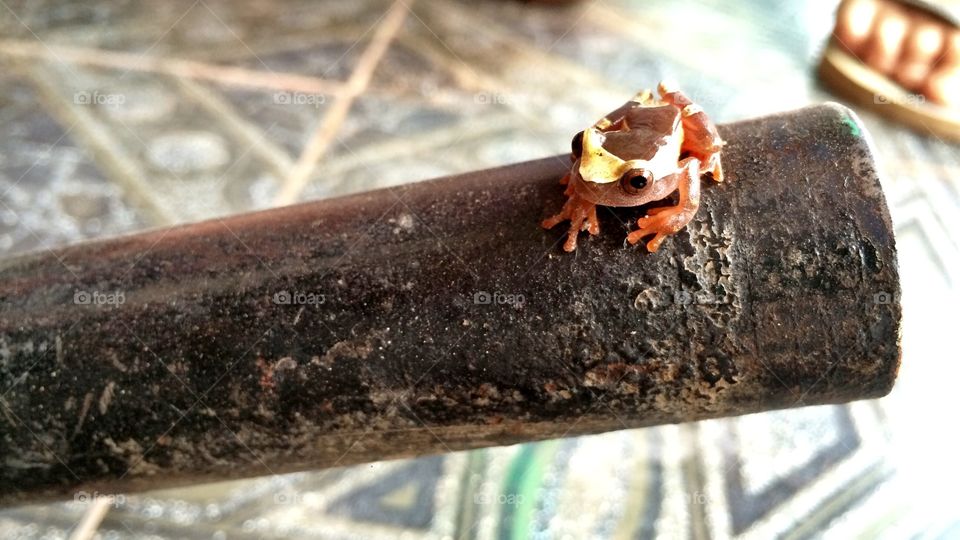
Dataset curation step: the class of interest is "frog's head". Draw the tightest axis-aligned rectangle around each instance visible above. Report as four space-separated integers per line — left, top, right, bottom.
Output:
569 127 658 204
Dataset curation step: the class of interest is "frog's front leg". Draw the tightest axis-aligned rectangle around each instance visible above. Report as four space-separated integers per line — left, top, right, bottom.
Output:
626 157 701 252
542 178 600 252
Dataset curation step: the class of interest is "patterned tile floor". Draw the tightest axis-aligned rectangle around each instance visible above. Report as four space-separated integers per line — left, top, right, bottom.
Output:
0 0 958 538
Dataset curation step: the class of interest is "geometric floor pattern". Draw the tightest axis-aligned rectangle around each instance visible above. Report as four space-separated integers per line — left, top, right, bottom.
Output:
0 0 957 537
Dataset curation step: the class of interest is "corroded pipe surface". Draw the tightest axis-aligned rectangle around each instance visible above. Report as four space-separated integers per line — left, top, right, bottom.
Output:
0 104 901 504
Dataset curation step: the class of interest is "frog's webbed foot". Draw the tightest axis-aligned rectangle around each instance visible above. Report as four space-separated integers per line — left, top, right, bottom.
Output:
627 208 692 252
542 188 600 252
627 157 701 252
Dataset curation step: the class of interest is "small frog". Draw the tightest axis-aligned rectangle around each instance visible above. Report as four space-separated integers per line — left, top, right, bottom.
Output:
542 82 725 252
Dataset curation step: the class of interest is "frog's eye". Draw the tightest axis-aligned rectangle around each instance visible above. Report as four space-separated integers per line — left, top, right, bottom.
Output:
620 169 653 193
571 131 584 157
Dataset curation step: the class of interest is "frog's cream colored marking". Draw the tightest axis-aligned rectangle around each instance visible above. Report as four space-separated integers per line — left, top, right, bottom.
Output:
633 89 653 103
578 126 683 184
578 128 629 184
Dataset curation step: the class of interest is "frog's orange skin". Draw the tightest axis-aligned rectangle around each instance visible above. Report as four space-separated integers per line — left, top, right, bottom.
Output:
542 82 724 252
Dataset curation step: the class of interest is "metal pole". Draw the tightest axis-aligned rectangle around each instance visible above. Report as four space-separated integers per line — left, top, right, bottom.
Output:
0 104 901 504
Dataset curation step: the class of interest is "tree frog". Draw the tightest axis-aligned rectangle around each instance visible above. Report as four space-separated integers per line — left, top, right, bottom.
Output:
542 82 725 252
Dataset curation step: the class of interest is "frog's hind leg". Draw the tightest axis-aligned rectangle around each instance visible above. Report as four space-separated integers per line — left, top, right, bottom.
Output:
656 81 695 107
657 82 725 182
702 152 724 183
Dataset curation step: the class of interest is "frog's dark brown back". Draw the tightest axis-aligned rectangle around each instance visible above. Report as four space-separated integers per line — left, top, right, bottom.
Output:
600 104 681 161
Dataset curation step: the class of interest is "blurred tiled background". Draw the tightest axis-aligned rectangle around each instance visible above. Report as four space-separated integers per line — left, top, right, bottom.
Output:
0 0 958 538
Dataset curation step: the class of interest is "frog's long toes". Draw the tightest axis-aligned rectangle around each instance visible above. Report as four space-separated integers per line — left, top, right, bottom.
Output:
542 211 568 230
580 219 598 235
636 216 658 229
643 206 671 217
563 226 579 252
626 229 650 245
646 233 668 253
586 207 600 235
626 228 667 252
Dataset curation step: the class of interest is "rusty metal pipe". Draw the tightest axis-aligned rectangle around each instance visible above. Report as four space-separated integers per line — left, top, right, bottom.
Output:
0 103 901 505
